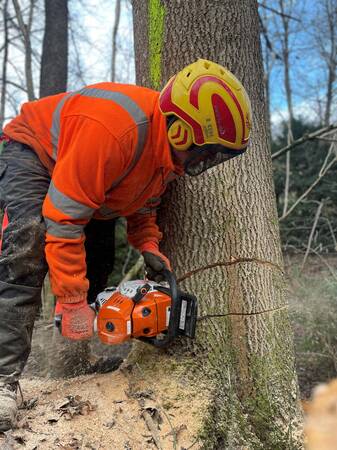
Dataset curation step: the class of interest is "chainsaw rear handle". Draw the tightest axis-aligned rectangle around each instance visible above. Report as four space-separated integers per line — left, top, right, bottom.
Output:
139 268 180 348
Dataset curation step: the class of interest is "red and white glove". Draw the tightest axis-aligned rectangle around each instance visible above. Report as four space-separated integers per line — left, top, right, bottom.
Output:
139 242 172 282
55 299 95 341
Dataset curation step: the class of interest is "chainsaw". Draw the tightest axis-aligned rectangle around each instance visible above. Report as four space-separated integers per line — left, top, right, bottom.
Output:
94 270 197 348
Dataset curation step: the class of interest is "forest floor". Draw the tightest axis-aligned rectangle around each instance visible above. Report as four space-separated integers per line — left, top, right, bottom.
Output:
0 365 207 450
285 253 337 398
1 253 337 450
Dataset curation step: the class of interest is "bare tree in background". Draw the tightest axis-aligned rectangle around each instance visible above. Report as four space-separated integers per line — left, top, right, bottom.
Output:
40 0 68 97
277 0 296 216
0 0 9 129
312 0 337 126
12 0 36 100
259 1 281 138
111 0 121 82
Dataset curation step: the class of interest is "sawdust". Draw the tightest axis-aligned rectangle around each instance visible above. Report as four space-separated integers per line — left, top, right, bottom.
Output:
0 367 208 450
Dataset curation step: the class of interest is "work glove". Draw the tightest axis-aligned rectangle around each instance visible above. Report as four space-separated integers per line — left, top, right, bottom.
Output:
55 298 95 341
140 242 172 283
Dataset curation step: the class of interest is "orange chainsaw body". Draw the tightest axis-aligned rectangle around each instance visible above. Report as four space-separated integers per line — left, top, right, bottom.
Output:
96 281 172 345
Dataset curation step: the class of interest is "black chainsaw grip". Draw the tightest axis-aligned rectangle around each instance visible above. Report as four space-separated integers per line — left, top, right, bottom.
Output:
144 269 180 349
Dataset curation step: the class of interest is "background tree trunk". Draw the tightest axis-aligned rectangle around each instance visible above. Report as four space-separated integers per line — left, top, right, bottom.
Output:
278 0 295 217
40 0 68 97
131 0 303 448
0 0 9 129
12 0 36 100
111 0 121 82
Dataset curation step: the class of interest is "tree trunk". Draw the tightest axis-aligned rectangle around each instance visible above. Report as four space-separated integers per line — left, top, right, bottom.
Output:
111 0 121 82
323 0 336 127
40 0 68 97
0 0 9 129
131 0 303 448
278 0 294 218
12 0 36 101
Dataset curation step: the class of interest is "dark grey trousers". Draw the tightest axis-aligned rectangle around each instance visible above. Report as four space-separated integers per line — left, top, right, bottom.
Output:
0 141 115 383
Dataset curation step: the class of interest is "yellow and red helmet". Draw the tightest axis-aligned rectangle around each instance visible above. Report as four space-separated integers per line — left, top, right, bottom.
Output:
159 59 252 175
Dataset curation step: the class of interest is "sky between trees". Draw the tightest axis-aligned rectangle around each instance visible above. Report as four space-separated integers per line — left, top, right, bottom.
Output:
1 0 336 135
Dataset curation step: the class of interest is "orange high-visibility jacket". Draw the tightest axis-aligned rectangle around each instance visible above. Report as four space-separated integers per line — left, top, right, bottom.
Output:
4 82 180 303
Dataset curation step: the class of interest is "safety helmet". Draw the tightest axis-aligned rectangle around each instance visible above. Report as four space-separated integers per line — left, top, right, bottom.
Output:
159 59 252 176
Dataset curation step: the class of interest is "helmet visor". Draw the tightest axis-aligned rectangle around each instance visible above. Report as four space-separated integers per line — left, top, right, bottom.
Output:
184 145 245 176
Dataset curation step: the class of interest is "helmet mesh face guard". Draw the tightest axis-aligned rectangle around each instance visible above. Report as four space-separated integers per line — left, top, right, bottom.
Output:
184 145 244 176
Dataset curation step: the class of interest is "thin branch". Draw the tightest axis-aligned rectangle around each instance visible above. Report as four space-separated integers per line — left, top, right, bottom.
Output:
321 217 337 251
12 0 35 100
315 137 337 143
258 2 301 22
305 247 337 283
122 246 132 276
258 12 281 60
0 0 9 129
301 201 324 270
272 124 337 160
69 21 86 86
121 255 144 283
6 79 28 93
279 146 337 221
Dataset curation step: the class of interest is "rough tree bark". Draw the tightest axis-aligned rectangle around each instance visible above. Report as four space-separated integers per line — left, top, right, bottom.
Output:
131 1 303 449
40 0 68 97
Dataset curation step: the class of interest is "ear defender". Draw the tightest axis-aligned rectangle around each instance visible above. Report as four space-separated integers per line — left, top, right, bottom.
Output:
167 119 193 151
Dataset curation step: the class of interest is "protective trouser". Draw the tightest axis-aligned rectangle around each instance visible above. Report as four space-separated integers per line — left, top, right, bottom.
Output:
0 141 115 384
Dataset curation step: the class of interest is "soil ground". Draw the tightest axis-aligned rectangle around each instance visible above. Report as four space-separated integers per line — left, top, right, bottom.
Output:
1 360 207 450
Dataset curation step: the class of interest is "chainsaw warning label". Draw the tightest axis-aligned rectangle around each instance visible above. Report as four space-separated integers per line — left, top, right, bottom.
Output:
127 320 131 335
179 300 187 330
166 307 171 327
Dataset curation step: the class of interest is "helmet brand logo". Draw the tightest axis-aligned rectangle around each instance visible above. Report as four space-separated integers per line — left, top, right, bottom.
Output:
245 114 251 130
204 118 214 138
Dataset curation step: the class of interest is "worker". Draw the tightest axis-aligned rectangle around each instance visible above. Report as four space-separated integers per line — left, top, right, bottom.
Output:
0 59 252 431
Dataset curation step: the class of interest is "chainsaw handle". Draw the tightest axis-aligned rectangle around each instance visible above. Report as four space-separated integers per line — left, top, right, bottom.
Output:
141 269 180 349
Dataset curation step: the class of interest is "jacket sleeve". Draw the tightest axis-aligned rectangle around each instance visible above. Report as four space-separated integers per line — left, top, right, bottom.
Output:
126 194 164 253
43 115 125 303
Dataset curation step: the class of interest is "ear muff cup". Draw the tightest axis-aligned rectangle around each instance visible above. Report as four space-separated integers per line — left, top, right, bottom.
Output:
167 119 193 151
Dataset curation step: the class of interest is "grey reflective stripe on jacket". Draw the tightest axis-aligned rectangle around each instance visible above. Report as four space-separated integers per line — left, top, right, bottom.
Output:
48 181 95 219
48 87 150 237
44 218 84 238
46 181 95 239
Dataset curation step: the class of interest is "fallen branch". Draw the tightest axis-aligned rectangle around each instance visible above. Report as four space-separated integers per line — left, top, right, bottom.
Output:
305 248 337 283
121 255 144 283
272 124 337 160
142 410 163 450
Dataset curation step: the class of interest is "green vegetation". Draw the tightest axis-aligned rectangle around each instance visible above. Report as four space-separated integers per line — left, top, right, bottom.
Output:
109 217 140 286
287 256 337 397
273 118 337 253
